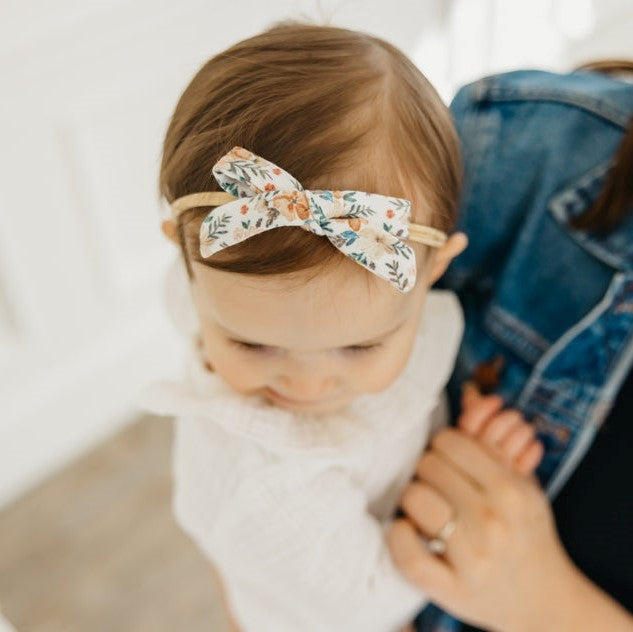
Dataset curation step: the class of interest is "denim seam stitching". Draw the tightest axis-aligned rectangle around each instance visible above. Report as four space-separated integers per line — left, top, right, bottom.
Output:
475 85 632 128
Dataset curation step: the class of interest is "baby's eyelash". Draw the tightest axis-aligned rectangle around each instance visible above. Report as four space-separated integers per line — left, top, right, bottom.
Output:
230 340 272 353
229 339 382 355
341 343 381 355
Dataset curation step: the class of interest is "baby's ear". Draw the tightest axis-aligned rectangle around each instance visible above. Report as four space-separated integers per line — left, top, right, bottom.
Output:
161 219 179 245
427 232 467 284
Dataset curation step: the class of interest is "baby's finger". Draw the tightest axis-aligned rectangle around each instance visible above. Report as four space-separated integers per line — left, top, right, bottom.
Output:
458 383 504 436
479 409 523 445
499 422 537 462
514 440 544 476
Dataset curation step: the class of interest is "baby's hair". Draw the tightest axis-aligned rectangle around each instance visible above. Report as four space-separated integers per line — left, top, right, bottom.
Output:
159 20 461 281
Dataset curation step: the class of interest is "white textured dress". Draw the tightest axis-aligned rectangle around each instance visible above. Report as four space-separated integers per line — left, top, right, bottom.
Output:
137 256 464 632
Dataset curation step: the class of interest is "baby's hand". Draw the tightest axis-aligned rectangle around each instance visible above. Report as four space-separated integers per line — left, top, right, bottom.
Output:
457 382 544 476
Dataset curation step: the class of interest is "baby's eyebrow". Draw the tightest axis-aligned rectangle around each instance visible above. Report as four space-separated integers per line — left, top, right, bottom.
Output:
218 319 407 348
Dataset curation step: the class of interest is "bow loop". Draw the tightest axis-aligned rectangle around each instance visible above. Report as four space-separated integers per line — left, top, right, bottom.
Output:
212 147 303 198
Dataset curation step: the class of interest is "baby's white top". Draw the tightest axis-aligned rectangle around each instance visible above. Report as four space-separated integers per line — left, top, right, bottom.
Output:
137 255 464 632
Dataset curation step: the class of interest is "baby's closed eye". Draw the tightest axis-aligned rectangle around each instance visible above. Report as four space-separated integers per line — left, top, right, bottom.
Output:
228 339 382 357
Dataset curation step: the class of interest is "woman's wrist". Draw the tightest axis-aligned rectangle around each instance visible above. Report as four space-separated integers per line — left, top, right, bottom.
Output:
513 559 632 632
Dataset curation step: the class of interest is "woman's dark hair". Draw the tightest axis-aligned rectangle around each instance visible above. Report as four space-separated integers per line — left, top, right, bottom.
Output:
570 60 633 233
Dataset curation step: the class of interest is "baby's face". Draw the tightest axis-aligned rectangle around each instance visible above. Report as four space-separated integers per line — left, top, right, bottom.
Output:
189 259 429 416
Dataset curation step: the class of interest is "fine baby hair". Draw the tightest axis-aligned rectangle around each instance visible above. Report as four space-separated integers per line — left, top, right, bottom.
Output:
158 20 462 287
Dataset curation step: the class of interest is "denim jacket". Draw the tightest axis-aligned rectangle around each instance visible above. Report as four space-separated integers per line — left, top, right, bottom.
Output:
415 69 633 632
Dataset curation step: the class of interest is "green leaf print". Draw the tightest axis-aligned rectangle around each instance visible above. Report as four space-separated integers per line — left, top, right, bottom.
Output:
339 230 359 246
224 182 240 198
265 208 280 228
346 204 376 218
390 240 410 259
349 252 376 270
204 213 231 241
388 198 409 211
350 251 370 267
310 201 333 233
227 160 274 185
385 259 407 291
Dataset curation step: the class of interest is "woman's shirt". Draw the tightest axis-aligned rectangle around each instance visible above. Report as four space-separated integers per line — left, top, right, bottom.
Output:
552 365 633 614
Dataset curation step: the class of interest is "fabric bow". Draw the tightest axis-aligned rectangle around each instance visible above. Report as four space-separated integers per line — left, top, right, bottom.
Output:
200 146 418 292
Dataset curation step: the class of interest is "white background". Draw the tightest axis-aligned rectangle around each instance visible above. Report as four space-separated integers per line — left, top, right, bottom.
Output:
1 0 631 507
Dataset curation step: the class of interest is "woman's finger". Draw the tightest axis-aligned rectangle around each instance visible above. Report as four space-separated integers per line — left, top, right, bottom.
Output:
429 428 507 493
415 449 484 524
399 480 454 539
387 518 455 596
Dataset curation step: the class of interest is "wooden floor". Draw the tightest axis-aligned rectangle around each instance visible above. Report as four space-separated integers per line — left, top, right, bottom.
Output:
0 416 232 632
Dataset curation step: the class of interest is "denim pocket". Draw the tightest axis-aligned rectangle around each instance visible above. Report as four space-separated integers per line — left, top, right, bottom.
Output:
483 304 550 366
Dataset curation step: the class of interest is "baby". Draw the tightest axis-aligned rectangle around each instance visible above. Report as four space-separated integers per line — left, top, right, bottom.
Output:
138 21 542 632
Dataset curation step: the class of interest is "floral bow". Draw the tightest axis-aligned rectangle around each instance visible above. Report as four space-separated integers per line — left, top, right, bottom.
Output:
179 147 447 293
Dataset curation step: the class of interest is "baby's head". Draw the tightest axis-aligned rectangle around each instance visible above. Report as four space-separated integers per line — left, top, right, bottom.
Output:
159 21 466 415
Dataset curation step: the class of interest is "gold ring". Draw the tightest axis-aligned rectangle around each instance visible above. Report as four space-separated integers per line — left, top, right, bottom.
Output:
426 517 457 555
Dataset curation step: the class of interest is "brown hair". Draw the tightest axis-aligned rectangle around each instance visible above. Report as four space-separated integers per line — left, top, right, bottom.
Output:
159 20 461 280
570 60 633 233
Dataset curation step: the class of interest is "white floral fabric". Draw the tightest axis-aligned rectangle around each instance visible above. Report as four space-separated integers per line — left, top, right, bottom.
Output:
200 146 419 292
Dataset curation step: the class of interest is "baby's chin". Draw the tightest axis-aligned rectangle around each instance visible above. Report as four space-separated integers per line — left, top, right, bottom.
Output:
260 388 352 417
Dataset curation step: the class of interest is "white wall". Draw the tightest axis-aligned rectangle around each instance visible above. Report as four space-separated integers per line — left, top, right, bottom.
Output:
1 0 631 508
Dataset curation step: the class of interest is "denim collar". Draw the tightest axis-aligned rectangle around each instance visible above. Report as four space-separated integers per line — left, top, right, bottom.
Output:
549 161 633 271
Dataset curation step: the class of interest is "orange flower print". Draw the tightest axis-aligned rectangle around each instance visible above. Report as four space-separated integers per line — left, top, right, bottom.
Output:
272 168 281 175
347 218 361 232
275 192 310 220
253 197 269 214
231 147 255 161
346 217 368 232
240 204 249 214
386 209 395 219
214 146 254 171
264 183 276 192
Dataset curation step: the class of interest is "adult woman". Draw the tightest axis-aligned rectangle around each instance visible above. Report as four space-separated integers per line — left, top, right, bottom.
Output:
388 63 633 631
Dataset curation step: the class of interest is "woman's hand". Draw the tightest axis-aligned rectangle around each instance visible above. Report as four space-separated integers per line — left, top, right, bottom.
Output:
388 425 575 631
387 389 633 631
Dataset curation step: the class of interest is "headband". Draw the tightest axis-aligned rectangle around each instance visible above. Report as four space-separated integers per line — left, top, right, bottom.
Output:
170 146 447 293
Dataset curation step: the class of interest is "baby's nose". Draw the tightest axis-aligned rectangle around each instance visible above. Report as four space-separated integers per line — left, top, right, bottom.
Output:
277 373 336 401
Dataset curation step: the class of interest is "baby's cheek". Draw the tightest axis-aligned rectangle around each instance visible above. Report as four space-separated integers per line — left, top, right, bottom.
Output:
361 348 411 394
203 345 268 394
218 359 266 394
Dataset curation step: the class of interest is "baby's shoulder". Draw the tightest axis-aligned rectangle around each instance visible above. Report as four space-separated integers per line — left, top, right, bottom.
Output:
406 289 464 395
422 289 464 342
